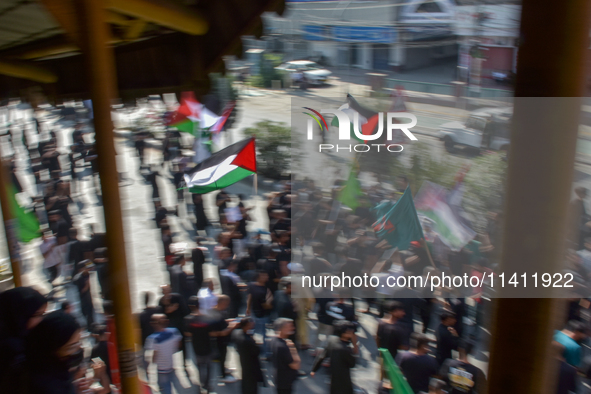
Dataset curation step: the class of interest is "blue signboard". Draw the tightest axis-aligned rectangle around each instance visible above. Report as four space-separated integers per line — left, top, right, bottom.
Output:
303 25 396 43
332 26 396 43
303 25 329 41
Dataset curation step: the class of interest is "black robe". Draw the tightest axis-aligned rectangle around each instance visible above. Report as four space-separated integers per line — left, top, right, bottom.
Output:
311 335 356 394
233 329 263 394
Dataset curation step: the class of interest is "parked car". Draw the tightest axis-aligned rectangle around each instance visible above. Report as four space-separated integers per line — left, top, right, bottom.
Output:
275 60 332 85
438 107 512 153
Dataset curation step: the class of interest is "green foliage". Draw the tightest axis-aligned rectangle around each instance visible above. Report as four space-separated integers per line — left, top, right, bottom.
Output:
259 53 284 88
248 75 265 88
390 142 507 232
463 152 507 231
244 120 299 179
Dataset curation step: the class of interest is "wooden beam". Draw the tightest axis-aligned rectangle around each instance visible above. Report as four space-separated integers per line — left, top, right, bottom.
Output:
18 43 78 60
0 60 57 83
105 10 131 26
106 0 208 35
124 19 147 41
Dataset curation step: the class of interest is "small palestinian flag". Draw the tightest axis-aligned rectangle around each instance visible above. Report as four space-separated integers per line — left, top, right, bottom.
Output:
184 138 256 194
166 92 220 136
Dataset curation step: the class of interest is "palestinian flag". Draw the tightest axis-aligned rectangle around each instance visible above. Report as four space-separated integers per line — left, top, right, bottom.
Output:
184 138 256 194
330 97 382 144
165 92 220 136
330 94 410 144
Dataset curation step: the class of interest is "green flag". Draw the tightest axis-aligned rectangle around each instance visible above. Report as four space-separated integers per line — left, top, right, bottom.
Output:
372 186 424 250
8 184 40 243
379 348 414 394
338 164 362 210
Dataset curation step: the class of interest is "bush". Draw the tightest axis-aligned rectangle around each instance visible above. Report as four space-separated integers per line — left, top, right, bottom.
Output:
243 120 299 179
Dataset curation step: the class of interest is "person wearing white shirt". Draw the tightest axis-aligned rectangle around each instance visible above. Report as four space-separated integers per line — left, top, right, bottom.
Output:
145 314 183 394
197 278 218 313
39 232 66 286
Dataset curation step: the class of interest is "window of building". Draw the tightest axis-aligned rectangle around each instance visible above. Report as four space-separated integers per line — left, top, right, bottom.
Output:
416 2 443 13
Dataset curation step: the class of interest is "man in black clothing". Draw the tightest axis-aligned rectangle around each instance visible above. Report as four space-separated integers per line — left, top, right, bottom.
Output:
376 301 408 360
90 325 112 384
274 278 297 322
271 318 301 394
191 241 207 291
161 225 174 267
233 318 264 394
137 291 162 367
93 247 110 300
219 260 242 319
216 190 231 222
170 254 191 303
68 228 86 277
210 295 239 383
247 270 274 358
274 278 298 344
397 334 439 394
438 340 486 394
159 284 190 369
185 296 214 392
326 288 356 324
147 167 160 199
74 260 94 328
48 210 69 244
311 320 358 394
306 242 332 277
436 311 460 365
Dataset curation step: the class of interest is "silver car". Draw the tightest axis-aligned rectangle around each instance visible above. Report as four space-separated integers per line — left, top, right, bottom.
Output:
275 60 332 85
439 107 512 153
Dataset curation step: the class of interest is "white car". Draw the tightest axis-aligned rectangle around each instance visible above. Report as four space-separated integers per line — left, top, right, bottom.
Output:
275 60 332 85
439 107 512 153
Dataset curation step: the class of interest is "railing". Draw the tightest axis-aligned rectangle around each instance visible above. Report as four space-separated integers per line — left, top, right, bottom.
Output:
385 78 513 99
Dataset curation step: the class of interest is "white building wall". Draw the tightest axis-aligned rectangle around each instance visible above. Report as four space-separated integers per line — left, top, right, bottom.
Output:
310 42 339 66
360 43 372 70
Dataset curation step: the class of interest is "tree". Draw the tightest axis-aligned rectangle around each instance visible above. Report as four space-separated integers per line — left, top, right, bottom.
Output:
391 142 507 232
244 120 299 179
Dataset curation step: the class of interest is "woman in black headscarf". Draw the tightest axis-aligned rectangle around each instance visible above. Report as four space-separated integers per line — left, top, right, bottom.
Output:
26 311 82 394
0 287 47 394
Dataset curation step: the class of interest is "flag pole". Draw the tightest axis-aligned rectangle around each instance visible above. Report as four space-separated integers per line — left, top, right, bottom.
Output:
422 238 437 269
254 173 258 196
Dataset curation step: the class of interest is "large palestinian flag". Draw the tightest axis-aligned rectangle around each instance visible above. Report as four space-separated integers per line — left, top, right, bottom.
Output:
184 138 256 194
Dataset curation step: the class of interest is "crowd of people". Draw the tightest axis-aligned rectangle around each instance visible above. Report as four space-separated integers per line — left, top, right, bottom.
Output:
0 100 590 394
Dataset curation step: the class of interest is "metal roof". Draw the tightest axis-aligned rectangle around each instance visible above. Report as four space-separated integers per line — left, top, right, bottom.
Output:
0 0 62 51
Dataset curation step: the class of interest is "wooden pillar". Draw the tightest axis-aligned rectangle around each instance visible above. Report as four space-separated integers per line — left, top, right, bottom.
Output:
76 0 140 392
487 0 591 393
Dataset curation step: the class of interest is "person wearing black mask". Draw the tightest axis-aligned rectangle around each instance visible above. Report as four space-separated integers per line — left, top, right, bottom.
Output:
26 311 83 394
0 287 47 394
232 317 264 394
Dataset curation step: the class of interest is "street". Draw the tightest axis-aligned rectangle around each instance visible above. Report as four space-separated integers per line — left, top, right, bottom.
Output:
3 72 590 393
